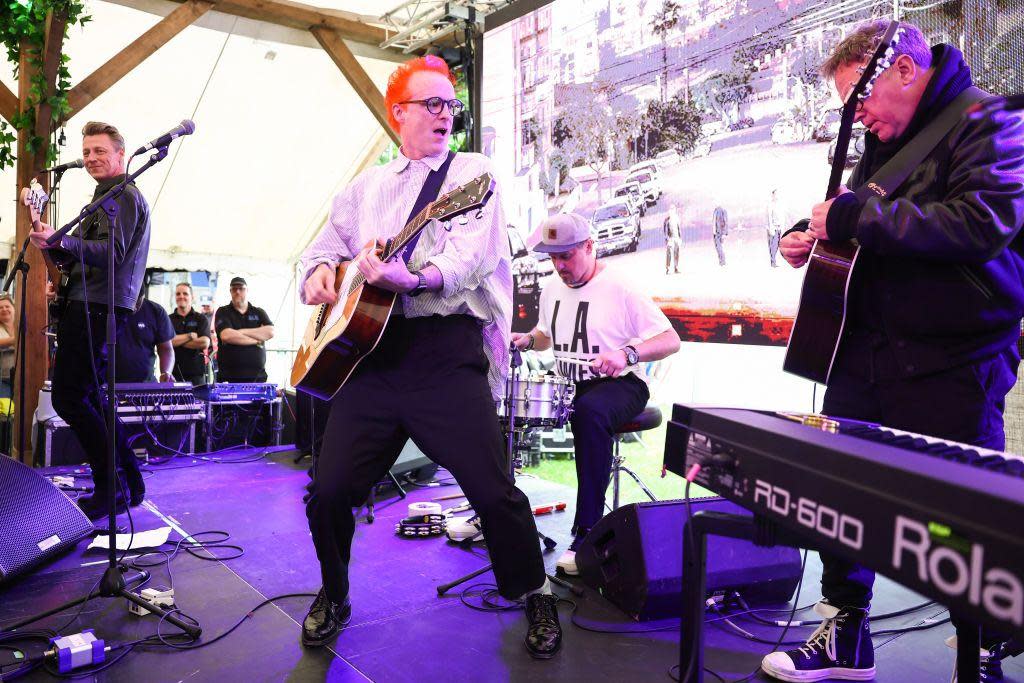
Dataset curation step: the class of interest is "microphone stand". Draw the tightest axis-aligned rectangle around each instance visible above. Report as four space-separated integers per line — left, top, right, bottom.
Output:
2 165 69 457
436 343 574 597
3 230 30 458
44 145 201 638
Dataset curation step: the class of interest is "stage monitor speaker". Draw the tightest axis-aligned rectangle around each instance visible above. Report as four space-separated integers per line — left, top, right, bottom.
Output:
576 498 802 621
0 455 94 584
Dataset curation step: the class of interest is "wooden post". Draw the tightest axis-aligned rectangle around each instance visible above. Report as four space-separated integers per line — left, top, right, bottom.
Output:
312 27 400 147
12 41 51 464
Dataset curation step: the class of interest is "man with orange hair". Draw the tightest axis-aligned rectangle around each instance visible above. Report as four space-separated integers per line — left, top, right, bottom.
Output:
298 56 561 659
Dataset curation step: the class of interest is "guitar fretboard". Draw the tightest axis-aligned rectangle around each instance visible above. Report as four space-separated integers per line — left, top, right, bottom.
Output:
346 201 435 297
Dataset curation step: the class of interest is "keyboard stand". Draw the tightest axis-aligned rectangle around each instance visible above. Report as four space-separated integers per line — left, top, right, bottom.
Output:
679 511 815 683
679 510 985 683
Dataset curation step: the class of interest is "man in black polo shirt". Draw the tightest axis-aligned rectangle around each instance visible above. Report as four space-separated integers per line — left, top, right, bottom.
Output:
169 282 211 385
116 294 175 383
215 277 274 382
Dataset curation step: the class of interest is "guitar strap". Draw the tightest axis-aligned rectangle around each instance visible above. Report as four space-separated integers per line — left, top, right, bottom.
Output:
393 149 456 266
854 86 989 202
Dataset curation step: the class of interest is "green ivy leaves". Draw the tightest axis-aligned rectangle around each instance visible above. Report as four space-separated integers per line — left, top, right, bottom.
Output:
0 0 90 169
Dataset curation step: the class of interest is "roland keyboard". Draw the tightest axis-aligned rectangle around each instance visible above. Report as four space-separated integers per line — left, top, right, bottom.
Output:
664 405 1024 636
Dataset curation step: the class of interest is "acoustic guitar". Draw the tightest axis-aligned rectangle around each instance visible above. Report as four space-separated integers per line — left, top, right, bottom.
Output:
783 20 903 384
291 172 495 400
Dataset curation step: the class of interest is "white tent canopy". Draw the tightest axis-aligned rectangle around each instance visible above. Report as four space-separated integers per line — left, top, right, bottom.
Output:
0 0 407 381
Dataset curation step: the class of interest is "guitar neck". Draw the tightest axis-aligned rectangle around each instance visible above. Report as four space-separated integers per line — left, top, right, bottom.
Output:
383 203 433 262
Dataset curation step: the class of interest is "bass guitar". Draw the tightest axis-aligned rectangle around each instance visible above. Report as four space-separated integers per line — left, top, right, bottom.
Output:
291 172 495 400
20 180 74 322
783 20 903 384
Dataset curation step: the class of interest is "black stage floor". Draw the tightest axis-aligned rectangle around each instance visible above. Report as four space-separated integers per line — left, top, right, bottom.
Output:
1 449 1020 682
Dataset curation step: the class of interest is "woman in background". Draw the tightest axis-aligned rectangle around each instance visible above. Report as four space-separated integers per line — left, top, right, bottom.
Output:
0 294 15 399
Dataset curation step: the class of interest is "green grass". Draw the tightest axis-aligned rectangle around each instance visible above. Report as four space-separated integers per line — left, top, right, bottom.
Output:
520 409 717 505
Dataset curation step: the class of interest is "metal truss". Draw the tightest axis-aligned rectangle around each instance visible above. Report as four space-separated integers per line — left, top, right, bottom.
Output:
379 0 511 53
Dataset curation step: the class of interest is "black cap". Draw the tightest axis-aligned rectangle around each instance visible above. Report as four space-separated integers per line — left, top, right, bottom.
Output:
229 276 247 288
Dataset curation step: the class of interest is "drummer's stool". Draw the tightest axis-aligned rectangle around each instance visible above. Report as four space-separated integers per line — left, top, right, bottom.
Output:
609 404 662 510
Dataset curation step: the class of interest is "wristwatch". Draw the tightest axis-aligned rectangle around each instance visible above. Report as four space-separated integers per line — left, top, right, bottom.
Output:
408 271 428 297
623 345 640 366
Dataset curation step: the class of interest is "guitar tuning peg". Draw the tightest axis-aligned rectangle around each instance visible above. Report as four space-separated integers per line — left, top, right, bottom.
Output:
441 220 453 232
458 214 469 226
474 209 484 220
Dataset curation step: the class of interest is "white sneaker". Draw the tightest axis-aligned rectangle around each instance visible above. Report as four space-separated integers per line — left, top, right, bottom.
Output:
446 515 484 542
556 549 578 576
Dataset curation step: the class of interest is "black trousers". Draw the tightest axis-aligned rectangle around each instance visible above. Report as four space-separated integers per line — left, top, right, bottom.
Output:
569 374 649 536
820 333 1018 646
306 315 546 602
51 302 142 497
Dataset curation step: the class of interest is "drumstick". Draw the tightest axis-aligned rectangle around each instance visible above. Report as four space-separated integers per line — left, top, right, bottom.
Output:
432 493 467 501
557 357 595 368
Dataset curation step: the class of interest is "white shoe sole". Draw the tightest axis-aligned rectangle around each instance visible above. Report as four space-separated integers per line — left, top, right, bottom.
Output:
555 551 579 576
761 661 877 682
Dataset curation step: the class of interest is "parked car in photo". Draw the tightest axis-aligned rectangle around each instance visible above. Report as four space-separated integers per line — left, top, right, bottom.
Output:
613 182 646 217
827 127 867 168
628 160 662 185
590 200 640 256
626 171 660 206
654 148 681 168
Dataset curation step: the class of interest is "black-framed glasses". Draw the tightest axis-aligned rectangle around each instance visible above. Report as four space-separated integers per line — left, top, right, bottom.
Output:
398 97 465 117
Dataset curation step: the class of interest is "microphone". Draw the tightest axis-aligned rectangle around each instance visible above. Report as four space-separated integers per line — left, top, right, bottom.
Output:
38 158 83 174
133 120 195 155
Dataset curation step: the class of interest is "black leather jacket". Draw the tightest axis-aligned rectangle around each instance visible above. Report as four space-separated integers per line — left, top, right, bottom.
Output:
60 175 151 311
822 47 1024 377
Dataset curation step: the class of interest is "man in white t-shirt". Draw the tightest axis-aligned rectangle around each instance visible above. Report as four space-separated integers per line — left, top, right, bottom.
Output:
512 213 680 575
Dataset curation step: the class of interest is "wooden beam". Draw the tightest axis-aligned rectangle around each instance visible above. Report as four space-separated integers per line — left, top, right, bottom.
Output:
12 42 50 465
0 81 16 125
311 27 399 147
168 0 393 48
34 10 69 140
65 0 214 118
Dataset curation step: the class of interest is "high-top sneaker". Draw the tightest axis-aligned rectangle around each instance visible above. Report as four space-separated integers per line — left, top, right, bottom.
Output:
945 635 1005 682
761 602 875 682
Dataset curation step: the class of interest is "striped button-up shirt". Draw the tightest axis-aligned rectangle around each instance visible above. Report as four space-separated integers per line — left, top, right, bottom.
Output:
299 149 512 399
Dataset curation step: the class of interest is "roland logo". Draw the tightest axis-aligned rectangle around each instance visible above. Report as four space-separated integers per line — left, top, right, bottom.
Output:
867 182 887 197
892 516 1022 626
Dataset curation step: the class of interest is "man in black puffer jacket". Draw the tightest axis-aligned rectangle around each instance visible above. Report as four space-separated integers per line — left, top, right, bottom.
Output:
764 19 1024 683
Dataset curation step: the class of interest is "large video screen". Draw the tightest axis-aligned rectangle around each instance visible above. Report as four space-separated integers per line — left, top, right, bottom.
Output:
482 0 1023 344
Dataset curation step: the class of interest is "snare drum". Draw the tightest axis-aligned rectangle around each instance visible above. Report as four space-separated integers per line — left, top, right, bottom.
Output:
498 374 574 428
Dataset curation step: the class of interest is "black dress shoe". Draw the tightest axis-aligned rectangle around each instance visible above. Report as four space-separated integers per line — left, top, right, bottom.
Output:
125 471 146 507
301 587 352 647
524 593 561 659
77 493 128 520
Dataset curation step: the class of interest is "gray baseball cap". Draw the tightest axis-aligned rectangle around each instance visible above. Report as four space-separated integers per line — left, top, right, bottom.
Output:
533 213 592 253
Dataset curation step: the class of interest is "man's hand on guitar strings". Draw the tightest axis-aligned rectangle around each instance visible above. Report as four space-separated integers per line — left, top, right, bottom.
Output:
304 263 339 305
779 230 816 268
28 223 57 250
356 243 419 294
807 185 852 241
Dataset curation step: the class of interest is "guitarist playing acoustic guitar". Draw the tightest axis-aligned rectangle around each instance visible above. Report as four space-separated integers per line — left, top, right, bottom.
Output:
27 121 152 518
296 55 562 659
766 20 1024 683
